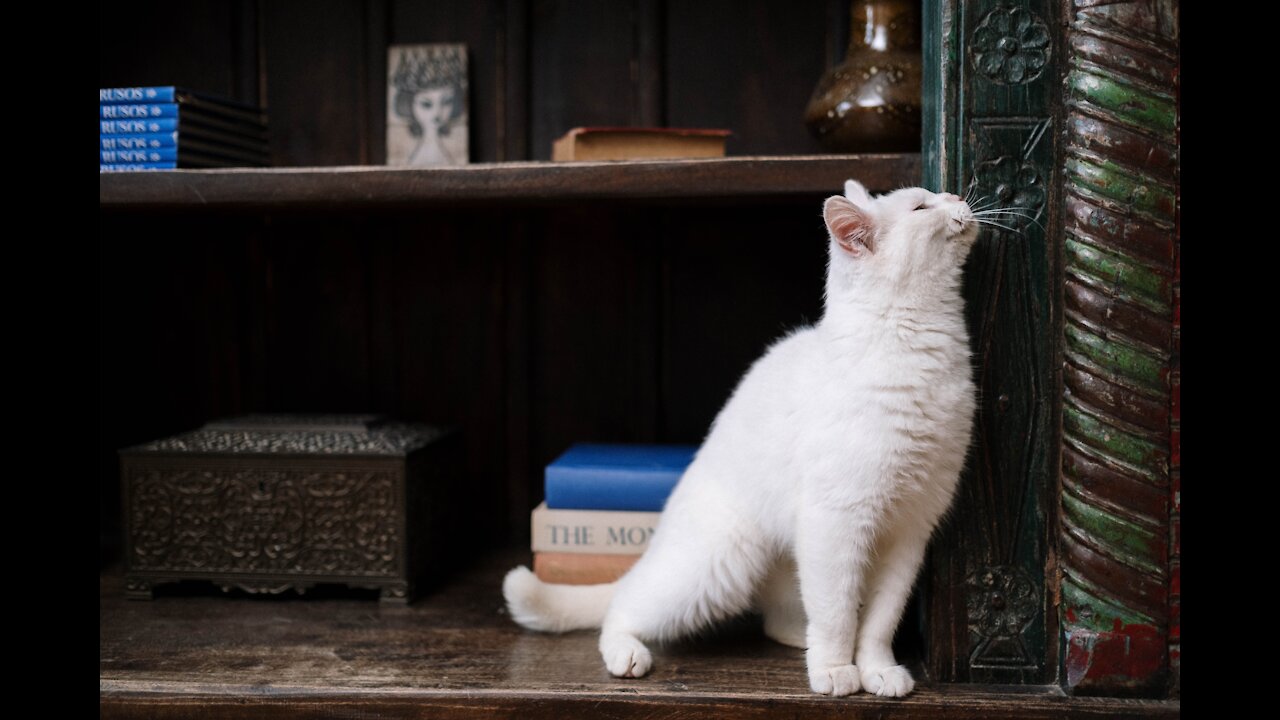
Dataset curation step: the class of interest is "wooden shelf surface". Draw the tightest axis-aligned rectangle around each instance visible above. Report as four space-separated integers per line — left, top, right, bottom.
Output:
101 547 1179 719
98 154 920 210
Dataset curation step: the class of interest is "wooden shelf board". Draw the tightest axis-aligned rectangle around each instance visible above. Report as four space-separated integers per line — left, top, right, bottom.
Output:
100 547 1178 719
99 154 921 210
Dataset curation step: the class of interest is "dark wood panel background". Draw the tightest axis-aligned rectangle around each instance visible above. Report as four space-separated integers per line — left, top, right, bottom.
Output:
97 0 1059 691
98 0 858 555
100 203 832 557
98 0 844 165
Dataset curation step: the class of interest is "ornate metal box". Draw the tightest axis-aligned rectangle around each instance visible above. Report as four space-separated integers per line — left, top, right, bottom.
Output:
119 414 457 603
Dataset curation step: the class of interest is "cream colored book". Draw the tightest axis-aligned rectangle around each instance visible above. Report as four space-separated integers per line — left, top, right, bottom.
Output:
551 127 730 161
530 501 660 555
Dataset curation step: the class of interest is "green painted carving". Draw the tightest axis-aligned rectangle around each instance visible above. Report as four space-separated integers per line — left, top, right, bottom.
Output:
1061 576 1157 632
1060 493 1162 574
1065 157 1176 219
1064 238 1170 315
1060 0 1177 697
1064 325 1165 392
1066 71 1176 135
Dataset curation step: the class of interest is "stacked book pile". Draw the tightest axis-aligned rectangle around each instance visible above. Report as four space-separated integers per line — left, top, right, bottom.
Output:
100 86 270 172
531 444 696 584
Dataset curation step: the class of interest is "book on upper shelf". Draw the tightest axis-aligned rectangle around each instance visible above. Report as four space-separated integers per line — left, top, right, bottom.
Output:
99 103 267 136
100 87 271 171
100 86 266 124
101 117 269 145
544 443 697 512
533 551 639 585
551 127 730 161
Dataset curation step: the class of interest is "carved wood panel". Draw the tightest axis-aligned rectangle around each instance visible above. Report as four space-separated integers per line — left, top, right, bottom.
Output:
924 0 1058 684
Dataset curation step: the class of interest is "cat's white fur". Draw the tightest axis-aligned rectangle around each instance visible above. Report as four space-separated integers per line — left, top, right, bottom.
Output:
504 180 978 697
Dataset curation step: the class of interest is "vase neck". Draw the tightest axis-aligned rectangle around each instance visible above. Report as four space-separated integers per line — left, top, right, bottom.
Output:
846 0 920 56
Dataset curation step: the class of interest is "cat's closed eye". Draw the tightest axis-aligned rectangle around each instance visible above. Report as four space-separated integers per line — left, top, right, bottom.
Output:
913 203 927 211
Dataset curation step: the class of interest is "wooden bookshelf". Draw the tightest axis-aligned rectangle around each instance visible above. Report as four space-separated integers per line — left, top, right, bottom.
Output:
100 548 1179 720
98 154 921 209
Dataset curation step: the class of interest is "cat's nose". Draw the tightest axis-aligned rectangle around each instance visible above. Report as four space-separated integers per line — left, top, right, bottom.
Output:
941 193 962 203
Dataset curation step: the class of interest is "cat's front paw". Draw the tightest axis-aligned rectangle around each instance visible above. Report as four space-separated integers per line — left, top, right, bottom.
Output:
861 665 915 697
809 664 861 696
601 633 652 678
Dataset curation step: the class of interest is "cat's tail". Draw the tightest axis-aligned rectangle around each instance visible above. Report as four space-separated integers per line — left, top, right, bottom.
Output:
502 565 615 633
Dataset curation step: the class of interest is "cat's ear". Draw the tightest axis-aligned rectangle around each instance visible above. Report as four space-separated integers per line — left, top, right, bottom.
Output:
844 179 873 208
824 196 875 257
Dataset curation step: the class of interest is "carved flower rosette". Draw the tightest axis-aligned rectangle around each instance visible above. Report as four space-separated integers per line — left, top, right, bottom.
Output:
970 155 1046 231
965 566 1038 640
972 6 1051 85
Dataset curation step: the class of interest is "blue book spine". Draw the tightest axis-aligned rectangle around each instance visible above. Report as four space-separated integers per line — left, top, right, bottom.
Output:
100 162 176 172
100 103 178 119
101 119 179 134
101 148 178 163
100 133 178 150
544 444 699 512
100 86 177 104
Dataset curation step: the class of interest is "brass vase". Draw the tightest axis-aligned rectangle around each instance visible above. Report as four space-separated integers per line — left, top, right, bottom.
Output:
804 0 922 153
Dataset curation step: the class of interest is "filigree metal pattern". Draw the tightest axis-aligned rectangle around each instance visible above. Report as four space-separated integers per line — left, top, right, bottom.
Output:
128 467 399 576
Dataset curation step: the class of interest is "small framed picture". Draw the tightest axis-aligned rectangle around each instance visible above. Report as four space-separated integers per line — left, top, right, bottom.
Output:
387 44 469 166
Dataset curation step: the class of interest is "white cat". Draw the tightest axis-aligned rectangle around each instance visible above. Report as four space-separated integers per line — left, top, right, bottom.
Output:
504 180 979 698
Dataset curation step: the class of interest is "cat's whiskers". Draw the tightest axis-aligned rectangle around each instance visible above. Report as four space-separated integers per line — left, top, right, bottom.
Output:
974 207 1037 218
972 218 1020 234
969 198 998 214
973 207 1045 232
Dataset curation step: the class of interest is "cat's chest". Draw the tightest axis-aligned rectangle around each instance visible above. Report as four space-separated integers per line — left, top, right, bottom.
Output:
797 336 973 432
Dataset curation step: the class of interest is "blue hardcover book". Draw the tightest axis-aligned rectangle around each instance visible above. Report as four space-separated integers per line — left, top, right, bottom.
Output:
100 103 178 119
100 88 265 126
100 133 178 150
100 86 178 103
100 162 176 172
101 148 178 163
544 444 699 512
101 119 179 134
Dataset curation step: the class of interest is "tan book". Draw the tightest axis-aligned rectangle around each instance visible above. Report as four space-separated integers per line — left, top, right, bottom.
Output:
530 501 659 555
551 127 730 161
534 551 639 585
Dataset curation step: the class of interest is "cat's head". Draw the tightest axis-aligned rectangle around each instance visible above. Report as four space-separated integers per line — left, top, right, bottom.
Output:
822 179 979 301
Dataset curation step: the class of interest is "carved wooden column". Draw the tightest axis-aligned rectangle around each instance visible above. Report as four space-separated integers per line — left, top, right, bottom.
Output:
1058 0 1178 696
923 0 1060 684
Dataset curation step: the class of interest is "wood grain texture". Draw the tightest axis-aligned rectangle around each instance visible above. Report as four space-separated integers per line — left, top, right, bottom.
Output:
98 0 247 103
100 550 1180 719
659 208 828 442
665 0 829 156
1059 0 1178 697
527 205 661 472
922 0 1059 685
259 0 371 166
98 155 920 209
99 222 261 567
528 0 637 160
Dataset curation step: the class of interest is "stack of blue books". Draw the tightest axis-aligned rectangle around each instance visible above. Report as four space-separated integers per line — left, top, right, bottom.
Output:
530 443 697 584
100 87 270 172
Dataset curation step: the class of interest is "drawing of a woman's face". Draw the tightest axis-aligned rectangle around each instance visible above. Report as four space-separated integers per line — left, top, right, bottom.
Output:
412 87 455 134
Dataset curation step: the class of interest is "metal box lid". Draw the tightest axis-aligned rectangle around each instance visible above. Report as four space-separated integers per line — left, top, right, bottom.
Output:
120 414 448 457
